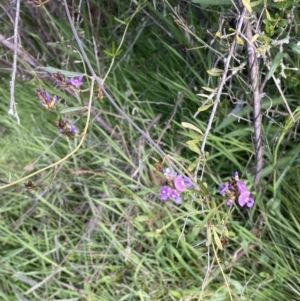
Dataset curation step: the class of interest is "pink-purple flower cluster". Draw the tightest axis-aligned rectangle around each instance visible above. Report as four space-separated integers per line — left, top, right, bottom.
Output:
219 172 255 208
55 119 76 136
66 75 83 87
51 72 83 90
36 88 58 110
159 168 193 204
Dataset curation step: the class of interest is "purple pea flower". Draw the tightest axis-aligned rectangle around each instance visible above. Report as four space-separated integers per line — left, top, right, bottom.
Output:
174 175 193 192
159 185 172 201
238 190 255 207
69 125 76 133
53 95 59 103
159 170 192 204
226 199 234 206
163 168 177 178
219 172 255 208
67 75 83 87
169 188 182 203
237 180 247 192
219 182 229 195
45 90 51 101
59 124 76 135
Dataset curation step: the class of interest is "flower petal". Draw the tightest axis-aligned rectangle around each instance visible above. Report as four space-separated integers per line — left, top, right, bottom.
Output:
159 185 171 200
226 199 234 206
69 76 83 87
238 191 251 207
246 197 255 207
174 175 185 192
70 125 76 133
183 177 193 188
174 195 182 204
163 168 177 178
219 182 229 195
237 180 247 193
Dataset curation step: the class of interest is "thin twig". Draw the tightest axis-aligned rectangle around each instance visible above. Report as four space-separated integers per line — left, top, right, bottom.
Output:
0 34 41 67
196 9 247 180
8 0 21 123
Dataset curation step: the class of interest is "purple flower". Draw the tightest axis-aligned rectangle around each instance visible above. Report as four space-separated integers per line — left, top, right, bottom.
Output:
238 190 255 207
219 172 255 208
174 175 193 192
226 199 234 206
53 95 59 103
159 186 182 203
237 180 247 193
70 125 76 133
219 182 229 195
67 76 83 87
159 170 193 204
45 90 51 101
169 188 182 203
59 124 76 135
163 168 177 178
159 185 172 200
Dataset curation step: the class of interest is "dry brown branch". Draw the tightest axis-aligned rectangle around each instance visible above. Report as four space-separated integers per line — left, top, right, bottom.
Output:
236 2 263 187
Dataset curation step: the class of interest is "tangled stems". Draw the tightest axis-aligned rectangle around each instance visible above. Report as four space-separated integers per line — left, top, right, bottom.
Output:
62 0 182 176
0 79 95 191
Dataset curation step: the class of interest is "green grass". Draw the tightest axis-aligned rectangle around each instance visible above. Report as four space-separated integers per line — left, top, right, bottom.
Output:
1 0 300 300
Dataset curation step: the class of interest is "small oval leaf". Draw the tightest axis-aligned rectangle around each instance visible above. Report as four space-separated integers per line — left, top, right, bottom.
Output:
213 228 223 250
37 66 83 77
187 144 201 155
198 104 213 112
207 68 223 76
60 106 87 115
181 122 203 135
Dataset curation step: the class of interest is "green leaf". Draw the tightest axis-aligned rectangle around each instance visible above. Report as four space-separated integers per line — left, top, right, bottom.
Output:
267 52 286 79
265 9 272 21
191 0 232 6
186 139 201 145
59 107 87 115
237 36 244 45
181 122 203 135
134 215 151 222
250 0 262 7
187 143 201 155
103 49 115 57
202 86 216 93
36 66 82 77
206 227 212 247
188 160 198 172
198 181 210 196
242 0 252 13
213 228 223 250
198 104 213 112
290 43 300 55
207 68 223 76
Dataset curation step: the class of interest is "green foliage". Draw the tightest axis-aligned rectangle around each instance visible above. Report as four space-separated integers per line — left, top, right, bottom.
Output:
0 0 300 300
191 0 232 6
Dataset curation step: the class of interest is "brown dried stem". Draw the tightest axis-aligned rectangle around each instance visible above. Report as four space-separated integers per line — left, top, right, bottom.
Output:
237 2 263 187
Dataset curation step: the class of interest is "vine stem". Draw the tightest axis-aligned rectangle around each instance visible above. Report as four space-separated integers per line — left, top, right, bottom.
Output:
237 2 263 187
